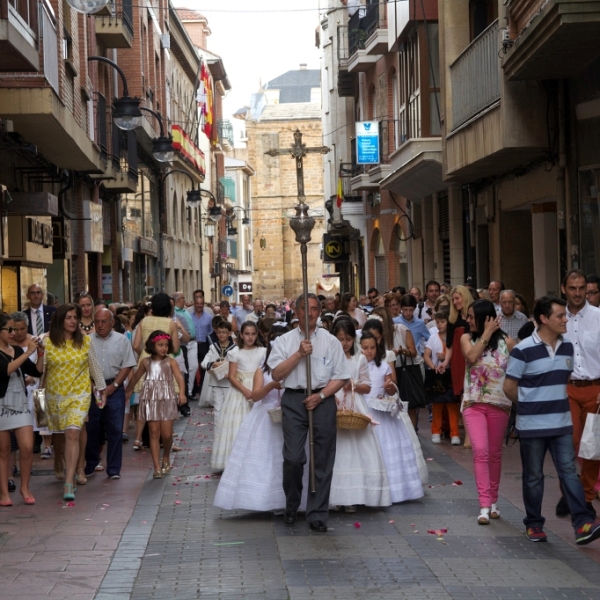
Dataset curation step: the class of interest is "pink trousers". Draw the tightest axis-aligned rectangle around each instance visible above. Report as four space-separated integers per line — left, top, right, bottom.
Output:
462 403 510 508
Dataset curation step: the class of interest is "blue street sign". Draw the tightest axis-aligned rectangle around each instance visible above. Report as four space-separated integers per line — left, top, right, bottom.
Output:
356 120 380 165
222 285 234 297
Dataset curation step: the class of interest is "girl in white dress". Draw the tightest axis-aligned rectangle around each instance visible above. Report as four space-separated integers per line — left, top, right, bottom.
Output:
362 331 424 503
214 328 289 511
330 320 391 511
211 322 266 471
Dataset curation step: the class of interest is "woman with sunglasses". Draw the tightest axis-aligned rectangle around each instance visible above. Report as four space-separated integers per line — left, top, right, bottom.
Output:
0 313 44 505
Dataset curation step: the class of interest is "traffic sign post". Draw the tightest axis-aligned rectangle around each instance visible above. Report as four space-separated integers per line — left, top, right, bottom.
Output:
222 285 233 297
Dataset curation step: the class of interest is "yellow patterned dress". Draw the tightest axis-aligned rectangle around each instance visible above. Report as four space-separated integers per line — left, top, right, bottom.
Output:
44 335 106 432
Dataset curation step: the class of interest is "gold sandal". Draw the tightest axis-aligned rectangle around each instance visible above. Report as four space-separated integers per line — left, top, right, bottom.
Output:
161 463 171 475
152 470 163 479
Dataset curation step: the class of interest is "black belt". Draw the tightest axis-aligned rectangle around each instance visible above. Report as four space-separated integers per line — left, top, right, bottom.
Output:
285 387 324 396
569 379 600 388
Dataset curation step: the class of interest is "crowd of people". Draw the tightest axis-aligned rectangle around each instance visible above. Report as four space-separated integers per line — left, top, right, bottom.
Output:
0 275 600 545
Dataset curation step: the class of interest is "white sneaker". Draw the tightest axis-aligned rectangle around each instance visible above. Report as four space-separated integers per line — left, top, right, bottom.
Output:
431 434 441 444
451 436 461 445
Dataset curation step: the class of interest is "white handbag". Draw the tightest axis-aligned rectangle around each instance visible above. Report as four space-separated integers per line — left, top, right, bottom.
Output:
578 407 600 461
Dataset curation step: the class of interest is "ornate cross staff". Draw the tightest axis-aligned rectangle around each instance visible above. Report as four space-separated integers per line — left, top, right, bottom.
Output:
265 129 329 493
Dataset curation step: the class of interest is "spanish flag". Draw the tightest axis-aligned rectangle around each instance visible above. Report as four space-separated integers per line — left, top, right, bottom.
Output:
336 175 344 208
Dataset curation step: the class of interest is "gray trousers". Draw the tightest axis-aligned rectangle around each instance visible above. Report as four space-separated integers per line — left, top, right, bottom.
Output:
281 389 337 524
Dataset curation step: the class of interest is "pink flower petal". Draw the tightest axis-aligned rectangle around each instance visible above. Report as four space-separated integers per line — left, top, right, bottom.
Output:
174 500 181 505
388 520 395 524
353 522 361 529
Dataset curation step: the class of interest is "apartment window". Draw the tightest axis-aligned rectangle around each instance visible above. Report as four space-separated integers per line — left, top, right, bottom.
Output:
391 70 400 149
470 0 498 40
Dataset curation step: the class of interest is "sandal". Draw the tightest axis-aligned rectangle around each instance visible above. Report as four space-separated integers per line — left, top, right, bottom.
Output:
152 471 163 479
490 504 500 519
172 444 182 452
75 468 87 485
161 463 171 475
132 440 142 451
478 508 490 525
63 484 75 501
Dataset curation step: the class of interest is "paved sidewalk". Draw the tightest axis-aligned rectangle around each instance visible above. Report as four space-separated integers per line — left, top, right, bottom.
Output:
2 405 600 599
103 407 600 600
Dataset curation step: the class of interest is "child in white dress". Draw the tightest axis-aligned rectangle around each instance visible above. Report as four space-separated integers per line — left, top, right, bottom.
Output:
330 320 391 511
211 322 266 471
362 331 424 503
214 328 289 511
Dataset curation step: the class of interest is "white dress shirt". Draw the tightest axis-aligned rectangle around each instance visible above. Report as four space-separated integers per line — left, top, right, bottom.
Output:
267 327 350 389
566 301 600 380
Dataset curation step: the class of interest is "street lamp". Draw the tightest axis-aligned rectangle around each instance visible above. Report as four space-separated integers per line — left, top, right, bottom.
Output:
140 107 174 162
229 205 250 226
88 56 142 131
67 0 109 15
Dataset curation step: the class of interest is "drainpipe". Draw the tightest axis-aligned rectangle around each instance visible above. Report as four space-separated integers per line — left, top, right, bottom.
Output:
557 80 567 278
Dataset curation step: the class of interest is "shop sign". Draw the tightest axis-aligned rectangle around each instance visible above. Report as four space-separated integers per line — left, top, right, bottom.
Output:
239 281 253 293
28 219 53 247
138 237 157 256
356 121 380 165
322 234 348 263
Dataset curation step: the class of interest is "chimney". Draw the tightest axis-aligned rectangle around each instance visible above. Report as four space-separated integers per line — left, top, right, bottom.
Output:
299 63 307 70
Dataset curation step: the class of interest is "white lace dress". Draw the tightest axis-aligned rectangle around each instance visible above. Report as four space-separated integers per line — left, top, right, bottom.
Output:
365 359 424 503
330 353 391 507
210 346 266 470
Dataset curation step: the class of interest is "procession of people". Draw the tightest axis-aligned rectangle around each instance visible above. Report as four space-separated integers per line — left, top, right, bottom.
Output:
1 277 600 547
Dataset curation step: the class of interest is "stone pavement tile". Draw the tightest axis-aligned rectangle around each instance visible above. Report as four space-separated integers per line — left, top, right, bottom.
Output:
392 514 520 537
288 584 453 600
426 557 597 588
276 534 418 560
444 586 600 600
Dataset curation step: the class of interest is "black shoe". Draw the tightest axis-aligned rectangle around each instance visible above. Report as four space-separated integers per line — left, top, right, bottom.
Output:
179 404 191 417
308 520 328 533
284 510 297 526
33 445 41 454
556 496 570 517
7 479 15 493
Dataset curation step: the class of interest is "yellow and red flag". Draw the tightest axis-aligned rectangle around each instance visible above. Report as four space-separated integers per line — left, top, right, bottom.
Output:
336 175 344 208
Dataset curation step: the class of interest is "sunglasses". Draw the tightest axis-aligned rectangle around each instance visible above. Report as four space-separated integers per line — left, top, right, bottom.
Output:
0 328 16 333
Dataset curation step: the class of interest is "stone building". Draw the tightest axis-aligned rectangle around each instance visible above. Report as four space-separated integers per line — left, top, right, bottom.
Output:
244 108 324 301
239 68 325 302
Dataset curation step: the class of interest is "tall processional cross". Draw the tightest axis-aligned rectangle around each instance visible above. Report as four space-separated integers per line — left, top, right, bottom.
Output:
265 129 330 493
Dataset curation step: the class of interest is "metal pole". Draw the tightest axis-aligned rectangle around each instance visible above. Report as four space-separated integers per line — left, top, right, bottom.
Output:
290 203 316 493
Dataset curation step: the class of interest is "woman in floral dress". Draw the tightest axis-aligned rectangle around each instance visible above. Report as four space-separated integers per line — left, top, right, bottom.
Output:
460 299 516 524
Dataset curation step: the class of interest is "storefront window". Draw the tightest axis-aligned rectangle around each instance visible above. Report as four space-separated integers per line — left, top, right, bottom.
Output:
580 168 600 275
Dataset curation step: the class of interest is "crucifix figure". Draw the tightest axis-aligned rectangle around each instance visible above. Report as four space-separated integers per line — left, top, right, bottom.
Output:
265 129 329 203
265 129 330 493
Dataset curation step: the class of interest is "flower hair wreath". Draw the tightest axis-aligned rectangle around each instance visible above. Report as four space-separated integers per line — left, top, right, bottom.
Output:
151 334 171 342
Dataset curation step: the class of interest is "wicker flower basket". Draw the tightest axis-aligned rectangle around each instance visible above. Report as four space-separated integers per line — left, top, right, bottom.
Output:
268 407 282 423
336 409 370 430
336 384 370 431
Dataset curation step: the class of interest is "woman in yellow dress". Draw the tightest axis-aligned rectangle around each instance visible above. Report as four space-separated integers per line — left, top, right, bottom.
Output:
44 303 106 500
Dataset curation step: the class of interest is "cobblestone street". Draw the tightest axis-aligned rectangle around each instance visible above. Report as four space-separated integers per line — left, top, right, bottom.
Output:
1 404 600 600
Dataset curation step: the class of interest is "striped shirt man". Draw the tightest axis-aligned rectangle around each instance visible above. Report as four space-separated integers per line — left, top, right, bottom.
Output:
505 329 573 438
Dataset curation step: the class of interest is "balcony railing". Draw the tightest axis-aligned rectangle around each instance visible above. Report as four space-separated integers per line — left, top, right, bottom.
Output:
348 1 385 56
41 1 59 93
338 25 349 68
218 119 234 147
5 0 38 34
95 93 108 161
450 19 500 130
